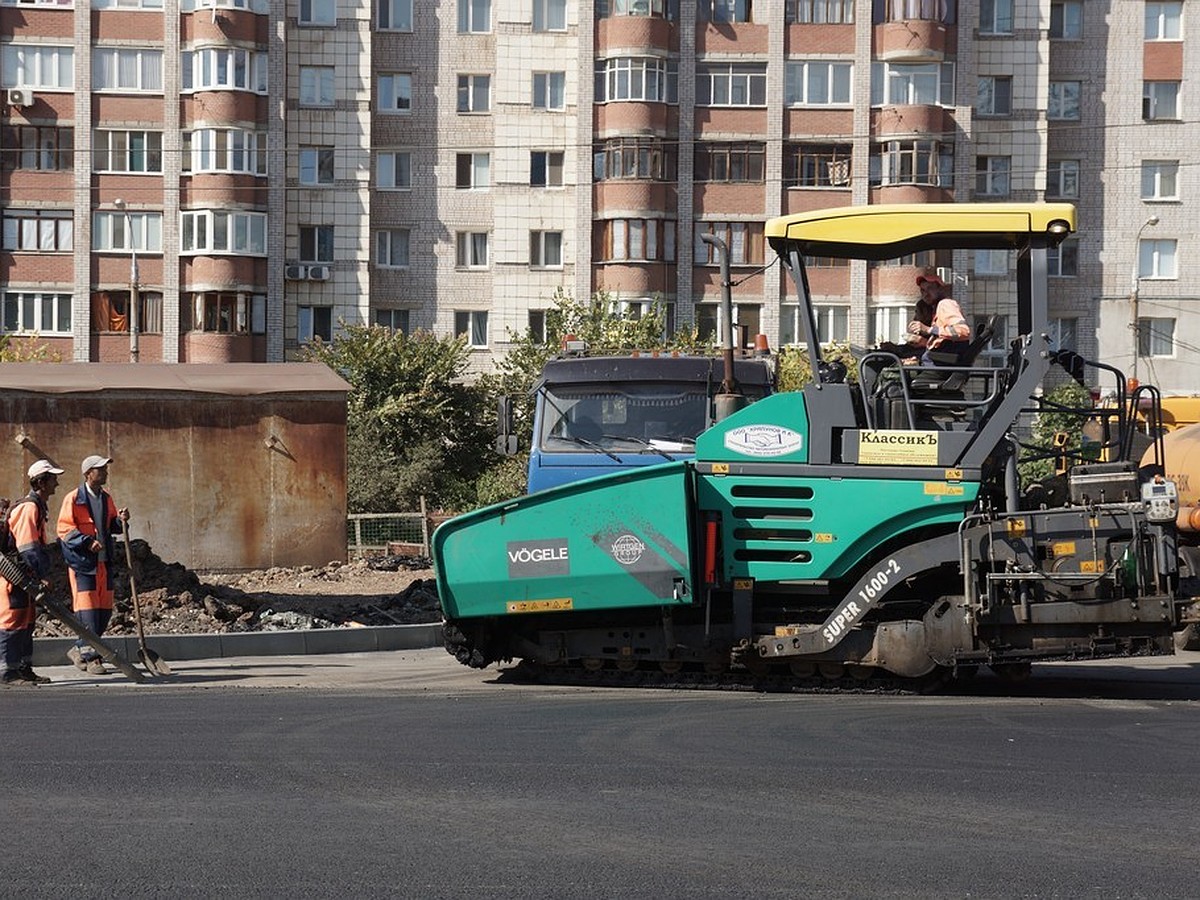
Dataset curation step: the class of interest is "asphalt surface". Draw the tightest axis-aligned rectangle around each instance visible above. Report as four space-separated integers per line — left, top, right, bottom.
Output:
3 649 1199 898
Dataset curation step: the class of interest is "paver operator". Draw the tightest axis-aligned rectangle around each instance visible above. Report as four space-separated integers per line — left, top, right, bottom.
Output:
907 273 972 365
57 455 129 676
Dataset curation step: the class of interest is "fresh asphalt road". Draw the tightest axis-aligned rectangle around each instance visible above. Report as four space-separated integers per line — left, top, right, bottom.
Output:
3 649 1200 899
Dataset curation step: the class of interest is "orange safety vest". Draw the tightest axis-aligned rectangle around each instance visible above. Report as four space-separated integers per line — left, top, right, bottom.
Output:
928 297 971 350
1 500 40 631
57 486 121 611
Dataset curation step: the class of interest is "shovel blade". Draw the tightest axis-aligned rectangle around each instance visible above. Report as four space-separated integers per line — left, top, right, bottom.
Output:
139 648 173 677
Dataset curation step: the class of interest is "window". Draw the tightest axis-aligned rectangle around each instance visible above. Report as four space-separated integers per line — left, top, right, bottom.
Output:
530 231 563 268
704 0 752 23
976 76 1012 116
871 62 955 106
596 0 679 18
5 0 75 6
0 45 74 90
298 306 333 343
180 210 267 254
979 0 1012 34
532 71 566 109
183 129 267 175
595 219 676 262
976 156 1010 197
93 130 162 173
693 222 764 266
1145 2 1182 40
458 0 490 32
785 143 852 187
527 310 547 343
872 305 911 344
93 211 162 252
1141 161 1178 200
695 143 765 182
1048 81 1080 120
179 0 269 10
187 292 267 334
1047 239 1077 277
379 73 413 112
455 153 490 189
1 292 71 335
1138 318 1174 357
95 49 164 91
533 0 567 30
455 231 489 268
375 308 410 332
182 48 266 93
785 0 853 24
593 138 676 181
2 125 73 171
376 229 410 267
874 250 936 269
784 61 852 106
90 291 163 335
454 310 489 347
1143 82 1180 121
870 140 953 187
1048 317 1077 352
1046 160 1079 199
1138 239 1177 279
531 151 564 187
695 303 759 345
457 74 491 113
595 58 677 103
696 63 767 106
1049 0 1082 39
299 225 334 263
300 67 335 106
780 305 849 346
378 0 413 30
299 146 335 185
2 210 73 251
974 249 1009 275
377 151 412 189
299 0 335 25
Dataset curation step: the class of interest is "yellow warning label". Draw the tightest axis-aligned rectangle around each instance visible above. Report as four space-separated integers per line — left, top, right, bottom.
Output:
944 468 963 481
1080 560 1106 574
711 463 730 475
506 598 573 614
1052 541 1077 557
858 430 939 466
1006 518 1027 537
924 482 965 496
814 533 835 543
733 579 754 590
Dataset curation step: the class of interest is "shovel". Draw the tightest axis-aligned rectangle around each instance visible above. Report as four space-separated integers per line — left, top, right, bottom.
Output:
123 529 172 677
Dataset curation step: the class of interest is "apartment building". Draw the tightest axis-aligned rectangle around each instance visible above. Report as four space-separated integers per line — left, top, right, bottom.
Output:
0 0 1193 393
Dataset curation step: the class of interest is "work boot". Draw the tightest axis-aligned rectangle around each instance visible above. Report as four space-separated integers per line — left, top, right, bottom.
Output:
66 646 88 671
17 666 51 684
1 670 31 686
85 658 109 676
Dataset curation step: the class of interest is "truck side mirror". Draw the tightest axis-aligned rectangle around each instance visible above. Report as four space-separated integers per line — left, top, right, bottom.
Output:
495 396 519 455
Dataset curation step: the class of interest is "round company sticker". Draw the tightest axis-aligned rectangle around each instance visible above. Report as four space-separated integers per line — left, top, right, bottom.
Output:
723 424 804 458
611 534 646 565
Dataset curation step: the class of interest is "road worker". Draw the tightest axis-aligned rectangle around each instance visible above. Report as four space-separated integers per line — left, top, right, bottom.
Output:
907 273 972 365
1 459 64 686
57 455 129 676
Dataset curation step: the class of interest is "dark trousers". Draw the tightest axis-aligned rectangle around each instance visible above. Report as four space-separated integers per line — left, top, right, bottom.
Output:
1 626 33 672
75 608 113 661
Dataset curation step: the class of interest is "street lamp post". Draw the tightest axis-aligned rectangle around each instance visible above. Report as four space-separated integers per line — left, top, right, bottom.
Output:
113 198 140 363
1129 214 1159 382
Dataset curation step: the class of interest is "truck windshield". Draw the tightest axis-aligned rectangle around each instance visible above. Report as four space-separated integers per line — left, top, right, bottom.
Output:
539 384 709 454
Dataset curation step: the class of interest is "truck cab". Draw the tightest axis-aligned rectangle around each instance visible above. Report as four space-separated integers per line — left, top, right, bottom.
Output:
525 354 774 493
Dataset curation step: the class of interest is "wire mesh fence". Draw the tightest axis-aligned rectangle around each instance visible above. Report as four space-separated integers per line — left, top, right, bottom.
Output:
346 512 430 558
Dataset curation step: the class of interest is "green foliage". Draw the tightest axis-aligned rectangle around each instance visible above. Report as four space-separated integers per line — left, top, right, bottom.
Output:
0 334 62 362
475 454 529 507
305 325 494 513
776 342 859 392
1018 380 1096 485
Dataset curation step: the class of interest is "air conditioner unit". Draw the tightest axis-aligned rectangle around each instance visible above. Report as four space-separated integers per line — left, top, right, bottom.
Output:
306 265 331 281
284 264 307 280
6 88 33 108
936 266 955 285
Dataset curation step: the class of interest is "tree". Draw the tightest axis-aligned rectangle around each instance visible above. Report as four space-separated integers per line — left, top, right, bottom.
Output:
0 334 62 362
304 325 494 513
1018 380 1096 486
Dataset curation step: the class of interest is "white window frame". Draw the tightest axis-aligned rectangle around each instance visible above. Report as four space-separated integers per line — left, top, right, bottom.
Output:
1048 317 1077 353
457 74 491 113
532 71 566 109
457 0 490 32
299 0 336 25
1143 81 1180 121
1138 238 1177 280
696 63 767 107
974 249 1009 276
872 139 953 187
377 151 412 190
780 304 848 346
531 150 565 187
871 61 955 107
1140 160 1178 200
976 75 1012 116
455 152 490 190
693 222 762 266
1048 81 1081 120
1047 239 1078 278
375 308 411 332
1144 2 1182 40
298 306 333 344
1 292 72 335
180 209 267 255
93 48 163 92
455 231 489 268
377 0 413 30
454 310 489 347
1138 318 1175 357
2 211 73 252
530 230 563 269
872 305 911 345
184 129 267 175
376 229 411 268
93 210 163 252
1049 0 1082 39
182 47 267 93
979 0 1013 34
596 58 678 104
976 155 1011 197
299 66 335 106
0 44 74 90
1046 159 1079 199
705 0 752 23
93 130 163 173
299 225 334 263
533 0 567 30
378 73 413 113
784 61 852 107
299 146 335 185
187 292 267 335
784 0 853 23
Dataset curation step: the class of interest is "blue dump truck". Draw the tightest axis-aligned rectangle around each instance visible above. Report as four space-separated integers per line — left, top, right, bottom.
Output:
501 352 775 494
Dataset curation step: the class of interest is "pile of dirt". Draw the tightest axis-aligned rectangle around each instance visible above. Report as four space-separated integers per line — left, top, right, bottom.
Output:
33 540 442 638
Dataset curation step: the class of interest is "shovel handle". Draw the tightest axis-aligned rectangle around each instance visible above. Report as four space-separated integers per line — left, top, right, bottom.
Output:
122 529 148 646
